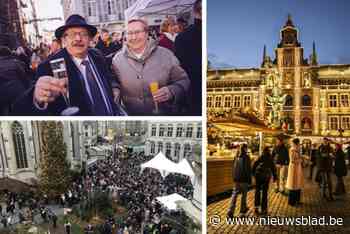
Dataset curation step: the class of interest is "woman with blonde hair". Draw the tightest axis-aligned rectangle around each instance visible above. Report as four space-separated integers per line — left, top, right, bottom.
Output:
286 138 305 206
158 17 177 52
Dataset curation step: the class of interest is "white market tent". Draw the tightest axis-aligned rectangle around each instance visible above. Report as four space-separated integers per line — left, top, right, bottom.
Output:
156 193 187 210
177 159 195 177
140 151 179 177
140 152 195 182
125 0 196 20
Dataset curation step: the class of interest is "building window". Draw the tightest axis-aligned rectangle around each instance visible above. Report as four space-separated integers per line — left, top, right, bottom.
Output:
342 116 350 130
184 144 191 158
158 142 163 153
329 95 337 107
329 116 339 130
233 96 241 108
285 95 293 106
186 124 193 138
167 124 173 137
302 95 312 106
174 143 181 161
301 117 312 130
87 0 97 17
215 96 222 108
243 95 251 107
340 94 349 107
207 96 213 108
151 124 156 136
197 126 202 138
150 141 155 154
165 142 171 158
224 96 232 108
12 122 28 169
176 124 183 137
159 124 165 137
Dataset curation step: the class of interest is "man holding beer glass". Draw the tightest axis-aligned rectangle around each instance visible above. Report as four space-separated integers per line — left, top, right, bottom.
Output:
112 19 190 116
23 15 125 116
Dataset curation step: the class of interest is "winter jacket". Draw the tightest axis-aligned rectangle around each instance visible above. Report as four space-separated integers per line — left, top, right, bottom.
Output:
317 144 333 172
286 146 304 190
252 153 277 182
0 55 31 115
272 144 289 165
232 152 252 184
334 149 347 177
112 39 190 115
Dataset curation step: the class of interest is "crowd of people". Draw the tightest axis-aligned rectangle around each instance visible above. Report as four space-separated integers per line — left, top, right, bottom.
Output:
0 0 202 116
0 148 194 233
227 137 350 218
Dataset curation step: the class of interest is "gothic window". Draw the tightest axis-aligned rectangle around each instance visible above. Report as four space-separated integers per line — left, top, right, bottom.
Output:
215 96 222 108
150 141 155 154
12 122 28 169
329 95 337 107
285 95 293 106
302 95 312 106
329 116 339 130
224 96 232 108
165 142 171 158
184 143 191 158
243 95 251 107
283 49 294 67
340 94 349 107
233 96 241 108
207 96 213 108
151 124 156 136
157 142 163 153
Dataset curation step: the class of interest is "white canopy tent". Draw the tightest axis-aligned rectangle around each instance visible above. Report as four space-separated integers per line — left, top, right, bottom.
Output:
156 193 187 210
125 0 196 21
140 152 195 182
140 151 179 177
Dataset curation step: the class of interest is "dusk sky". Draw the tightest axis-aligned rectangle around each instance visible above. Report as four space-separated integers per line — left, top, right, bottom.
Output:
208 0 350 68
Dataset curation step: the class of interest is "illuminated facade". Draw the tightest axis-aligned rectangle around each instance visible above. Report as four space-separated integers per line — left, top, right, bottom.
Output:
207 16 350 138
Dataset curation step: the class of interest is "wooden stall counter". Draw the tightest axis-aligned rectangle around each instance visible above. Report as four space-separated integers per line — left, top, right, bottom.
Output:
207 156 234 197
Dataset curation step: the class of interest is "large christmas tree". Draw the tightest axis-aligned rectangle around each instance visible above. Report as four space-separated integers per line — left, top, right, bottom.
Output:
39 121 71 199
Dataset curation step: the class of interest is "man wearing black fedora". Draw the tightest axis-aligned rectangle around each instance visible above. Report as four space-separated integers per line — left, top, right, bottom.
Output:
14 14 125 116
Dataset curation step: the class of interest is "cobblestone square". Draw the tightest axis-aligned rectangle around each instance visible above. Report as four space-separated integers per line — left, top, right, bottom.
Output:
207 169 350 234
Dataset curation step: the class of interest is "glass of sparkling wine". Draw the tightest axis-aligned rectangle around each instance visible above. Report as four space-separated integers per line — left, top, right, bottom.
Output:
149 82 159 114
49 58 79 116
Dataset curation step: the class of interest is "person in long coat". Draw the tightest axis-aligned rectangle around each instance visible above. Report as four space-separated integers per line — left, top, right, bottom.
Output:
334 144 347 195
286 138 304 206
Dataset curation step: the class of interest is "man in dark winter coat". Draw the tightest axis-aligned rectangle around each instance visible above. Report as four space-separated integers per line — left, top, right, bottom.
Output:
227 144 252 218
252 147 277 215
317 138 334 200
174 0 202 116
0 46 32 115
272 137 289 194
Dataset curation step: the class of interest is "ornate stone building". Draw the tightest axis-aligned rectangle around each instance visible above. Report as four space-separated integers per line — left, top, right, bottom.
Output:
0 121 86 183
207 16 350 138
145 122 202 162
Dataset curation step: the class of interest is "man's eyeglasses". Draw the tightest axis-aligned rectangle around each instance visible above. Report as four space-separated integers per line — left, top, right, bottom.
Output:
127 30 145 36
64 32 90 39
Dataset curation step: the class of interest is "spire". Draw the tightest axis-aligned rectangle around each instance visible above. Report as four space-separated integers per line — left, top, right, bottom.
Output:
263 44 267 61
310 41 318 65
285 13 294 27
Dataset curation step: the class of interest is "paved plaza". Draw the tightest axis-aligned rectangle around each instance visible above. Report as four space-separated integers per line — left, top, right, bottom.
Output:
207 169 350 233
